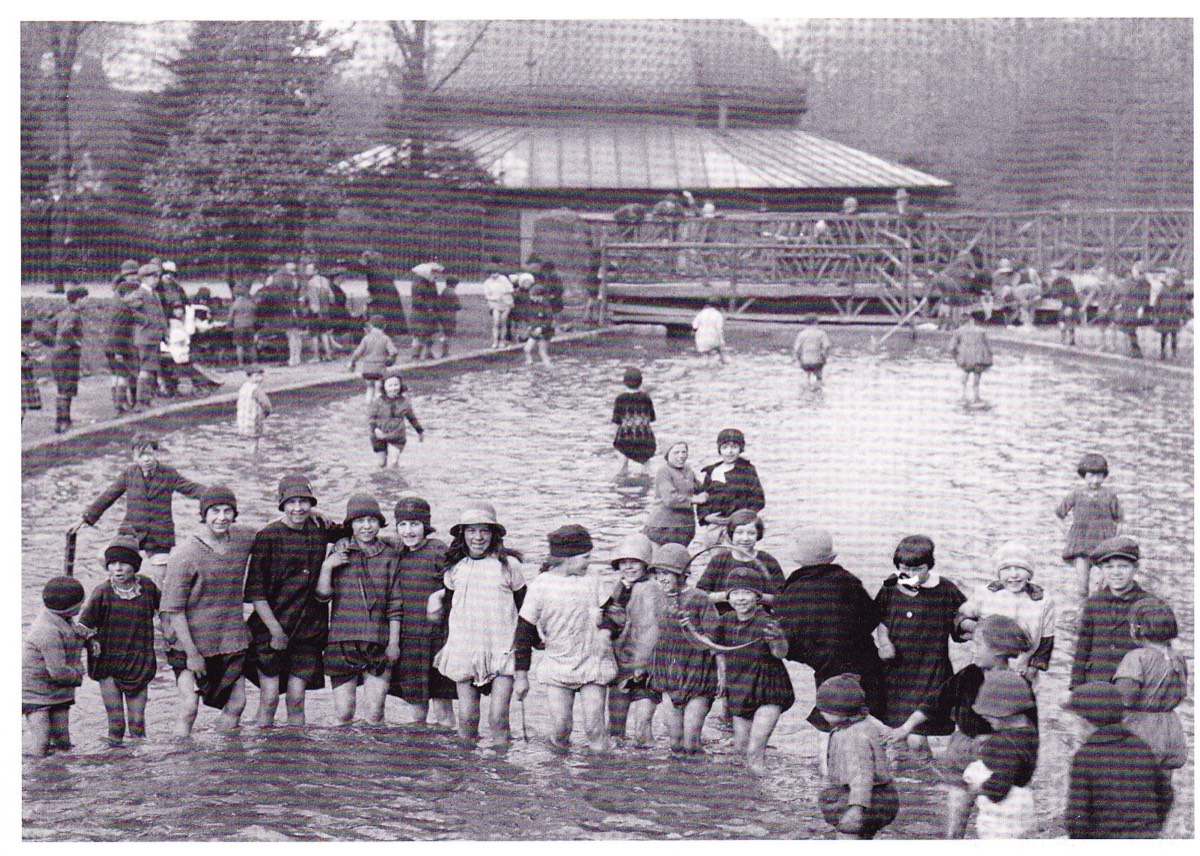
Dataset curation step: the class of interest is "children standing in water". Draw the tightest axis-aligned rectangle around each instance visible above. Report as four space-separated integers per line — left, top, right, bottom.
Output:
23 576 87 756
814 674 898 840
949 310 992 404
78 534 161 744
368 368 424 469
389 497 456 727
873 535 966 757
513 525 618 752
1056 452 1121 601
600 533 662 746
692 298 726 364
647 542 719 754
431 503 526 744
236 364 271 457
712 568 794 773
792 313 831 389
611 367 657 476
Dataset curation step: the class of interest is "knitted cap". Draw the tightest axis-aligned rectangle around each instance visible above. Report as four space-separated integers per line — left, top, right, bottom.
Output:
1090 535 1139 565
104 534 143 570
816 674 866 717
788 528 837 568
393 496 433 531
277 473 317 510
716 428 745 449
894 535 935 569
43 576 85 611
548 524 593 558
450 502 506 538
200 484 237 518
725 567 765 596
994 541 1035 577
975 614 1033 658
610 533 654 567
1077 452 1109 476
972 670 1035 718
344 493 385 527
1065 681 1125 726
649 542 692 576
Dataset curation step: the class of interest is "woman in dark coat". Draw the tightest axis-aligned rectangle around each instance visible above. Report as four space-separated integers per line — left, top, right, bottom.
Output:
360 250 408 340
408 263 443 360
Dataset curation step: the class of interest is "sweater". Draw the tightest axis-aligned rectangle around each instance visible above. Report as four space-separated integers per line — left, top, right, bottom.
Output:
1070 583 1153 688
22 609 85 706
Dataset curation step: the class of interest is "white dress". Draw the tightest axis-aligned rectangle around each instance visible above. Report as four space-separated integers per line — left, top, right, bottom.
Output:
434 556 526 685
692 307 725 353
519 571 618 689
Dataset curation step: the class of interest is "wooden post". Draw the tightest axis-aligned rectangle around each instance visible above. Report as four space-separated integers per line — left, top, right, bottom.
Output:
597 241 608 327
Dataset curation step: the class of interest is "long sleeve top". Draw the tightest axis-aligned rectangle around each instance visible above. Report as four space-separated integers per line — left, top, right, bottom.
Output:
826 715 892 807
22 609 85 705
368 393 423 443
82 463 206 552
644 463 700 531
317 538 403 645
349 328 398 376
1067 724 1171 838
53 306 83 355
697 457 765 520
125 285 167 348
1070 583 1153 688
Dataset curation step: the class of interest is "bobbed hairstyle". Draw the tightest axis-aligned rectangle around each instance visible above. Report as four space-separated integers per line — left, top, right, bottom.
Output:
893 535 935 569
1129 597 1178 643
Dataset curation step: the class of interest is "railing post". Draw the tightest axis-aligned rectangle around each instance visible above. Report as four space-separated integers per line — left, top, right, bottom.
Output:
597 241 608 327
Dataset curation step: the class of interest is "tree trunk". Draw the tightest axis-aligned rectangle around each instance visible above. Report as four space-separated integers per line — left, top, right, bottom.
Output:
48 23 84 290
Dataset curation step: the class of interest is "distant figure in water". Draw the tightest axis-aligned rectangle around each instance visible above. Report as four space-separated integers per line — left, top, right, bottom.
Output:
792 314 831 389
949 310 993 404
611 367 656 476
692 298 726 365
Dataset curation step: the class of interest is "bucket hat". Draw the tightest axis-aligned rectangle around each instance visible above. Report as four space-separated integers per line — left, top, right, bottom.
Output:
548 524 593 558
716 428 745 450
43 576 85 612
277 473 317 511
393 496 434 531
649 542 692 576
972 670 1035 718
725 567 765 596
450 502 506 538
200 484 238 518
1065 681 1125 726
344 493 386 527
789 528 837 568
816 674 866 717
609 533 655 567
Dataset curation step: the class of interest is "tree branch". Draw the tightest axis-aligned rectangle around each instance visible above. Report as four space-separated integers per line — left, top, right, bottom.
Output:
430 21 490 92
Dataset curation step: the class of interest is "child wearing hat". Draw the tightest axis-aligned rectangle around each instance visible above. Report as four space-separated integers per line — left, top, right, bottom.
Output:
600 533 663 746
78 534 162 744
348 314 399 404
873 535 967 756
388 496 456 728
368 368 424 469
1114 597 1188 772
23 576 87 756
160 485 254 737
696 429 765 540
1070 535 1155 689
692 297 726 364
1056 452 1122 601
236 364 271 457
957 542 1056 685
711 567 793 774
962 670 1039 838
646 542 720 754
431 502 527 743
611 367 657 477
244 473 344 727
316 494 403 725
814 674 898 840
1065 681 1173 838
948 310 992 404
889 614 1033 839
792 314 831 389
513 525 618 752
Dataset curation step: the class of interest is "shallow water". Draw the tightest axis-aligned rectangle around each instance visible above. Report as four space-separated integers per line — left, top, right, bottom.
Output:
22 330 1193 840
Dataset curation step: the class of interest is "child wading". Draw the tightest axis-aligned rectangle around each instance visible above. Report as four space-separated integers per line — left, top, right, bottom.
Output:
814 674 898 840
79 534 161 744
348 314 399 404
647 543 719 754
236 364 272 457
949 310 992 404
1065 681 1174 838
430 502 526 744
160 485 253 737
696 428 766 546
889 614 1033 839
316 494 402 725
611 367 657 476
643 440 707 547
23 577 87 757
514 525 618 753
599 533 662 746
695 510 785 613
1056 452 1121 601
962 670 1039 839
792 313 831 389
712 568 794 773
522 284 555 366
368 368 424 469
388 497 456 727
692 298 726 364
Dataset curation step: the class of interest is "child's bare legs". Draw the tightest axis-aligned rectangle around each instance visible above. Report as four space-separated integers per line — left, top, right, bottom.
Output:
362 670 391 725
455 681 481 740
125 688 148 739
545 684 576 749
24 710 52 756
608 687 631 737
1074 556 1093 601
960 371 971 402
387 443 403 469
491 310 509 349
98 678 129 742
364 379 379 405
428 698 455 727
256 674 281 726
628 698 656 746
683 696 711 753
970 371 982 402
716 347 726 366
376 449 389 469
218 679 246 731
174 670 202 737
48 705 72 750
664 697 685 751
746 705 782 772
284 675 307 726
331 679 358 725
580 684 610 753
536 339 551 366
487 675 514 743
944 785 973 839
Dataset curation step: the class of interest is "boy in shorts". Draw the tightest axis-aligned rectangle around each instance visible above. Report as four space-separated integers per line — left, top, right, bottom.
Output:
23 577 87 756
161 485 254 736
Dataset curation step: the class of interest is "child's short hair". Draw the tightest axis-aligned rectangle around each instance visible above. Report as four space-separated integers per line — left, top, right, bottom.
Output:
724 509 764 540
1129 597 1178 642
622 366 643 389
893 534 935 569
366 313 385 328
1077 452 1109 477
131 433 159 453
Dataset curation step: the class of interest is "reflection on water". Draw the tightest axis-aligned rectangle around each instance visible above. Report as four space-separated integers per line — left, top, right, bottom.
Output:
22 331 1193 840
